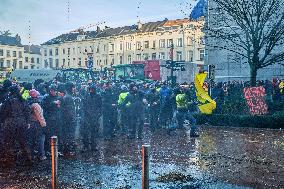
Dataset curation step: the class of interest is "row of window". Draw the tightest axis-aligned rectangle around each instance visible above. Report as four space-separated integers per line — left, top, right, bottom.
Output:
0 58 23 69
0 49 23 58
44 37 201 57
44 49 204 68
25 57 41 64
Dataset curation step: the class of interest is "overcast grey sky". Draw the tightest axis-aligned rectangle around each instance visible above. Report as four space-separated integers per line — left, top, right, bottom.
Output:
0 0 196 45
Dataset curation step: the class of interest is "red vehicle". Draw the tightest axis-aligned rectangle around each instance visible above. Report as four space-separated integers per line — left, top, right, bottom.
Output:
132 60 161 80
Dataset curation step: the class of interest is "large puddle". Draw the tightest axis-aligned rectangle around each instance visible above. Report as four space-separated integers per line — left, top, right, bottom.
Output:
0 126 283 189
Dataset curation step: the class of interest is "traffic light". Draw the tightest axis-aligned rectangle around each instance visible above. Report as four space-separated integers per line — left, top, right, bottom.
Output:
208 65 215 80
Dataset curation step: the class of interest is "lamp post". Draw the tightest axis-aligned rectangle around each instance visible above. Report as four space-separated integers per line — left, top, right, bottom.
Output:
161 44 185 87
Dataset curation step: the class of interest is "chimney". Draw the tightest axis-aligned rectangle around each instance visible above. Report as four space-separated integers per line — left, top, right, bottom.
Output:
137 21 143 30
97 26 101 32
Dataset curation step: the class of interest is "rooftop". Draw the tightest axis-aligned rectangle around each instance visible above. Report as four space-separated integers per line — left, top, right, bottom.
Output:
24 45 41 55
0 34 22 46
42 18 192 46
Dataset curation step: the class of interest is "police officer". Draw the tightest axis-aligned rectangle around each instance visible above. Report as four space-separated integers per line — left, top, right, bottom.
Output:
81 84 102 151
146 84 160 131
102 82 117 139
61 82 76 155
42 85 60 152
122 84 145 139
117 85 129 134
176 87 198 137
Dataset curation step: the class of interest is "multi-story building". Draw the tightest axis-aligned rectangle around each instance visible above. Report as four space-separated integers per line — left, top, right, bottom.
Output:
206 0 284 81
0 34 42 70
0 34 24 69
41 18 205 70
24 45 42 69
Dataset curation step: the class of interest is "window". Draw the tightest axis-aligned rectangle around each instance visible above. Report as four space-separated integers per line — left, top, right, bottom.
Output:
85 58 88 67
159 52 165 60
12 59 17 68
127 55 132 64
136 42 142 50
96 46 99 53
19 61 23 69
199 49 205 61
144 41 149 49
7 50 10 57
188 50 193 62
19 51 22 58
25 57 29 62
126 42 132 51
104 45 107 51
44 59 48 68
200 37 205 45
111 57 114 66
31 57 35 63
152 53 157 60
167 39 173 47
63 49 65 55
110 44 114 52
143 53 149 60
13 51 16 57
49 49 53 56
120 42 123 51
49 58 53 68
63 59 66 66
177 38 183 47
55 59 59 68
159 39 165 48
6 60 11 67
31 65 35 69
136 54 142 61
67 48 70 55
152 41 156 49
177 51 182 61
37 58 40 64
55 48 58 55
44 49 47 56
78 58 82 67
187 37 194 46
0 49 3 56
120 56 123 64
68 59 70 67
73 47 76 54
0 58 4 67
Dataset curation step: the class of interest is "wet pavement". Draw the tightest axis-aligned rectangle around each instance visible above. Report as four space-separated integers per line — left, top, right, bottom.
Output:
0 125 283 189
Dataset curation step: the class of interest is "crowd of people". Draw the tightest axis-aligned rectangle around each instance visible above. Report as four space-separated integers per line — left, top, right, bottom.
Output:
0 78 198 166
0 76 283 166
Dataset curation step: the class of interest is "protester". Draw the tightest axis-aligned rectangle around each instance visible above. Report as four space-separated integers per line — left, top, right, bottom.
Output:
28 89 47 160
1 85 32 166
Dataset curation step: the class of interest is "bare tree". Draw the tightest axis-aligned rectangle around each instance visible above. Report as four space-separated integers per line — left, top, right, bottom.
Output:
207 0 284 86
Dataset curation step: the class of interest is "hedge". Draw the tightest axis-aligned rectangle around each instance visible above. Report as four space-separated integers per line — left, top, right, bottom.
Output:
195 111 284 129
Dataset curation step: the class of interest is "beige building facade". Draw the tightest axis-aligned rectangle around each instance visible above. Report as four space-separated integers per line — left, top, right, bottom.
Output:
0 44 24 69
41 18 205 70
0 35 42 70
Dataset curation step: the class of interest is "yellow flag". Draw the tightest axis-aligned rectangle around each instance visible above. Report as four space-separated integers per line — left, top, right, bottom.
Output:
194 73 216 114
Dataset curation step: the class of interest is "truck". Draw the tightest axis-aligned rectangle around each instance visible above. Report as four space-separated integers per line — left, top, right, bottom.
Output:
10 68 97 83
113 64 145 82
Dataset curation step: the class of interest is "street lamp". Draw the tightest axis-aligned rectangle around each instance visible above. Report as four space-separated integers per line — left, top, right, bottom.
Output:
160 44 186 87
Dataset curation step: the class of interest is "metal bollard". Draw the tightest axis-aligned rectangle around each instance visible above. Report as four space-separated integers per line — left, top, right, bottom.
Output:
142 144 150 189
51 136 58 189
